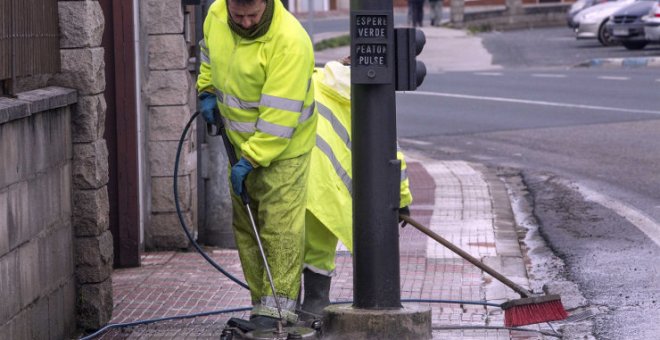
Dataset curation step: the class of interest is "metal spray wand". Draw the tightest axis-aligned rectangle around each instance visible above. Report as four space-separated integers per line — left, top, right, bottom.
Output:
207 111 285 333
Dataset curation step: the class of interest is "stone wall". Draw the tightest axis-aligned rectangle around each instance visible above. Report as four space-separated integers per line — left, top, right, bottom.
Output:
0 88 78 339
451 2 571 29
54 0 113 330
143 0 197 250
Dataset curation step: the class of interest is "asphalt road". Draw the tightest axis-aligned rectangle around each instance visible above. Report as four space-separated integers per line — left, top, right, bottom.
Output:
396 27 660 339
526 172 660 340
398 67 660 228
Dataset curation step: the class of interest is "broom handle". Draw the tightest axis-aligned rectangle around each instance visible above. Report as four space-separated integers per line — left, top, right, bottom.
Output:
400 214 533 298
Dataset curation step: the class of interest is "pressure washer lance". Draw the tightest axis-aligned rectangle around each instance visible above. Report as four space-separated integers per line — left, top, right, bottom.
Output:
207 112 286 335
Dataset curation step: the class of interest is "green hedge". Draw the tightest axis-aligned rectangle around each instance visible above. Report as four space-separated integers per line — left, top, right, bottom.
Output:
314 34 351 51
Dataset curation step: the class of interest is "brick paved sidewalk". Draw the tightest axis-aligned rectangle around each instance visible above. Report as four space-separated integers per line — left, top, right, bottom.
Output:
95 156 557 339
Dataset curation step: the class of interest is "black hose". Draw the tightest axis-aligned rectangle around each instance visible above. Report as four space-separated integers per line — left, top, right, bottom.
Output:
329 298 501 308
79 306 252 340
402 298 502 308
79 298 551 339
433 325 561 337
174 111 249 290
78 112 253 340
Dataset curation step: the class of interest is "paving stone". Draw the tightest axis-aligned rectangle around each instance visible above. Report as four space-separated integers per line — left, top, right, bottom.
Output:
100 157 536 339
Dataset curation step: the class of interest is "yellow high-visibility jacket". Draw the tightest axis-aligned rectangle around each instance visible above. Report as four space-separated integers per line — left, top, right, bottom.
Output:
197 0 317 167
306 62 413 252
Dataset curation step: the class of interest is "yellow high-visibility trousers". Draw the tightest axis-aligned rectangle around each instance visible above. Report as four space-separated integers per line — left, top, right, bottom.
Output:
231 152 310 323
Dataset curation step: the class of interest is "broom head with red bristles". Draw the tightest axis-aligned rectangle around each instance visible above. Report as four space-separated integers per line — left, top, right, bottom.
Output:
501 294 568 327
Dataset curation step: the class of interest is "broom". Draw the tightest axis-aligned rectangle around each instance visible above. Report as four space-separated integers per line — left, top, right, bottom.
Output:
400 214 568 327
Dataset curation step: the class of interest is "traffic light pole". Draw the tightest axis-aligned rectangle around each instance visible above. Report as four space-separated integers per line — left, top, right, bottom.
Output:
322 1 431 338
351 0 402 309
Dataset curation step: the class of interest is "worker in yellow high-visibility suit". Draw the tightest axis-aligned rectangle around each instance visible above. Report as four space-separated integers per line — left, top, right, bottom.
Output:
196 0 317 328
300 59 413 319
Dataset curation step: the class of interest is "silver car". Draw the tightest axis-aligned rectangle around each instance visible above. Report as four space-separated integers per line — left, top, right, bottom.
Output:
575 0 636 45
643 1 660 41
606 0 657 49
567 0 617 28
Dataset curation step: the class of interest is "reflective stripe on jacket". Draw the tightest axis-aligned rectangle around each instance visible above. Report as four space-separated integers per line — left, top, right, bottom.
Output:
197 0 316 167
306 62 413 252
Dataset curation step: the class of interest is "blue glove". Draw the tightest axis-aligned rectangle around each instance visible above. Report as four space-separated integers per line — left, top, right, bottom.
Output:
231 158 254 196
199 92 218 124
399 206 410 228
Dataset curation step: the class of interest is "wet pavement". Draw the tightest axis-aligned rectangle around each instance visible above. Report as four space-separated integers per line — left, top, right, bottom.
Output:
94 152 561 339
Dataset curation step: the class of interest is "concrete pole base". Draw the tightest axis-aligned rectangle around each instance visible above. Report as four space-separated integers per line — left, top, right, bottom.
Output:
321 303 432 340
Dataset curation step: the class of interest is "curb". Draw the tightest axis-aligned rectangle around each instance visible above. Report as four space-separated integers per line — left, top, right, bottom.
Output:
575 56 660 68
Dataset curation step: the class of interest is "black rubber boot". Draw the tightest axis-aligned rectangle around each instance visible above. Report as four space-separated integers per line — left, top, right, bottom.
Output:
300 269 331 320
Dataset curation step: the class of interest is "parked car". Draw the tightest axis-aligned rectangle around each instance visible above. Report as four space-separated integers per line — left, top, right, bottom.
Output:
643 1 660 41
567 0 617 28
605 0 657 49
575 0 636 46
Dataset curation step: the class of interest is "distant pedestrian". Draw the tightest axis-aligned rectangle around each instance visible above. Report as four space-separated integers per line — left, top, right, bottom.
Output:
409 0 425 27
429 0 442 26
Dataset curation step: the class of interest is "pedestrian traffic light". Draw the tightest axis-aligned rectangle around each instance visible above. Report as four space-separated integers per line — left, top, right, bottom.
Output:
394 28 426 91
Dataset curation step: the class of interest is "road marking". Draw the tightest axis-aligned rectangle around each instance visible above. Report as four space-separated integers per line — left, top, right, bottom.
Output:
598 76 629 81
474 72 502 76
578 185 660 247
532 74 566 78
408 91 660 115
399 138 432 146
